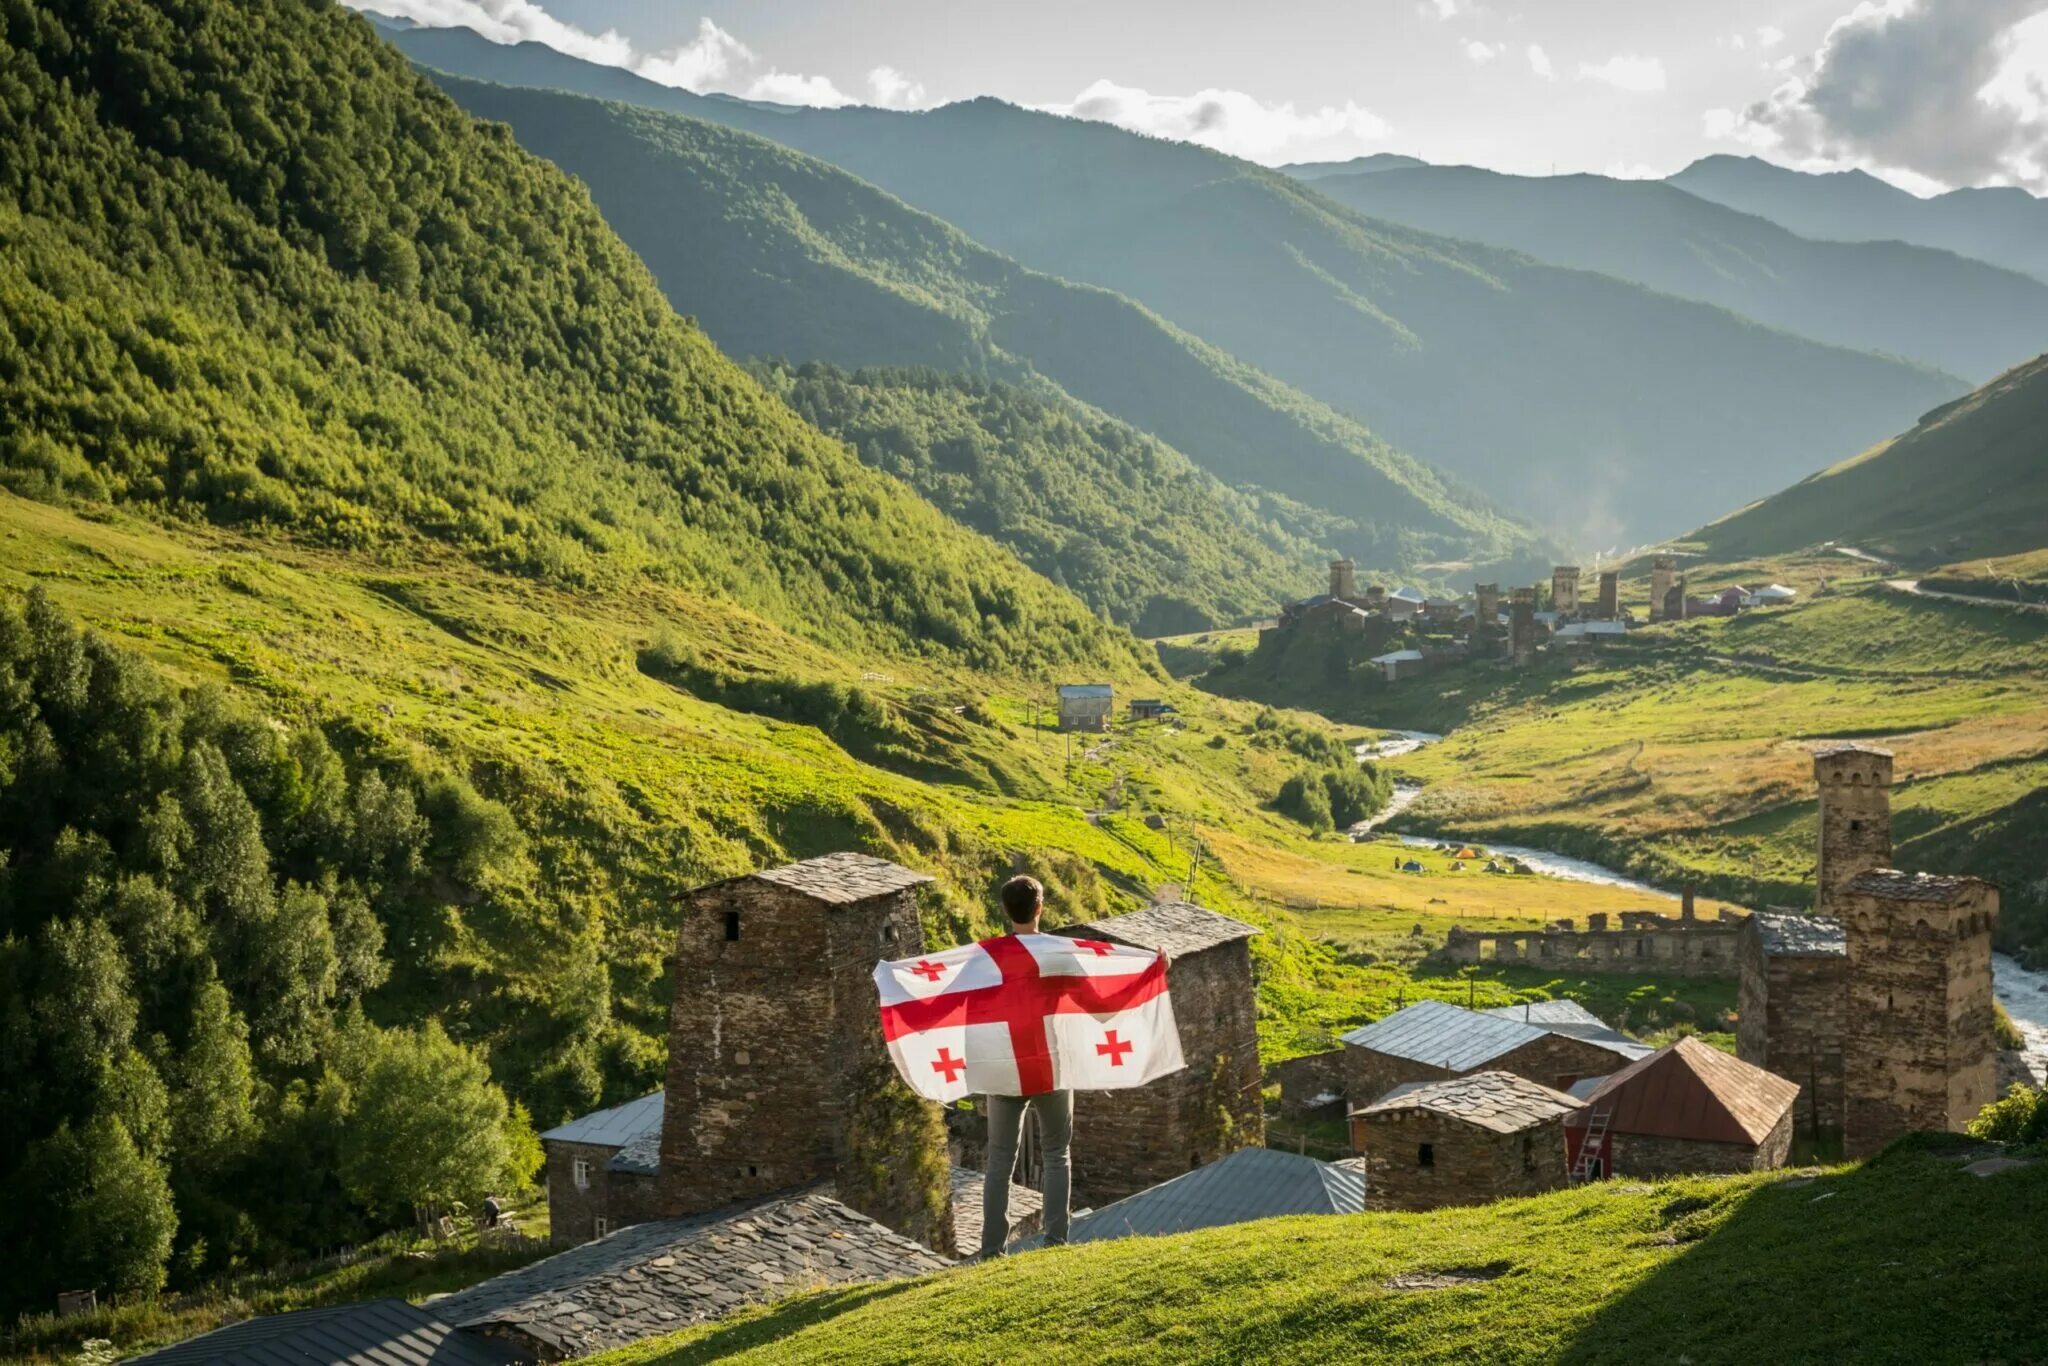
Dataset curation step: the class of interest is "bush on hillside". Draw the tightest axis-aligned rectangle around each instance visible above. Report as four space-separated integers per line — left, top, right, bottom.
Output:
1967 1084 2047 1149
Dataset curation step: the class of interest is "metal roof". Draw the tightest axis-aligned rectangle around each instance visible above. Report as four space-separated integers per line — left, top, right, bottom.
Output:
1057 683 1114 699
747 852 933 905
1022 1147 1363 1247
539 1089 663 1149
1580 1036 1799 1146
1060 902 1259 958
131 1299 517 1366
1478 1000 1654 1061
1340 999 1548 1071
1746 911 1846 958
1354 1070 1583 1133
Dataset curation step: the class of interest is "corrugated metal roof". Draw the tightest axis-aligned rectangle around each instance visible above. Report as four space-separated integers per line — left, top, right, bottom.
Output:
1057 683 1114 700
1354 1070 1582 1133
1747 911 1846 958
1060 902 1259 957
131 1299 517 1366
1024 1147 1362 1246
1340 999 1546 1071
539 1089 663 1148
1478 1000 1654 1061
1580 1036 1799 1146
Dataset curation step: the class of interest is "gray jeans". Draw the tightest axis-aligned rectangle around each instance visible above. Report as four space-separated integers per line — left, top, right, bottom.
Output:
981 1090 1072 1256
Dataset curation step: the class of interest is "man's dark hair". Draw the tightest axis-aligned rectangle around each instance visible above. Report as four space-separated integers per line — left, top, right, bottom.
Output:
1000 874 1044 923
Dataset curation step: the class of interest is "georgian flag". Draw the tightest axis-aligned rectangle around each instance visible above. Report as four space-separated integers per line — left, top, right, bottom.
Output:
874 933 1185 1100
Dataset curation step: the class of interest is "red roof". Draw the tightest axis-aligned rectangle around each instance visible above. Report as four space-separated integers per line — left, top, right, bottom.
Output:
1577 1036 1798 1146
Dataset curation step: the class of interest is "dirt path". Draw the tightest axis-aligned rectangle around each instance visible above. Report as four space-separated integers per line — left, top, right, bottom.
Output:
1884 579 2048 615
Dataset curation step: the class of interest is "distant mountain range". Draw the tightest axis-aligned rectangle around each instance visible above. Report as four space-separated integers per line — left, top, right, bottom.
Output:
1306 164 2048 382
383 24 1965 547
1695 353 2048 567
1670 155 2048 286
1277 153 1428 180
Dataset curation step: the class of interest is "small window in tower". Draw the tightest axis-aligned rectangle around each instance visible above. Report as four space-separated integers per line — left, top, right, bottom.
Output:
723 911 741 942
1418 1143 1435 1169
747 1164 758 1177
1523 1134 1536 1172
1850 819 1864 832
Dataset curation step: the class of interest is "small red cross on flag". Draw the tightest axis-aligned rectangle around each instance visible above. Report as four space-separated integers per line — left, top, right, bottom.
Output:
873 933 1185 1100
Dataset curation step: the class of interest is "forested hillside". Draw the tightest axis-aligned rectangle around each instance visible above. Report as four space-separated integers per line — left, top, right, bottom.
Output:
1309 166 2048 381
756 363 1335 634
386 25 1965 544
421 76 1539 584
1696 354 2048 565
1672 155 2048 285
0 0 1132 676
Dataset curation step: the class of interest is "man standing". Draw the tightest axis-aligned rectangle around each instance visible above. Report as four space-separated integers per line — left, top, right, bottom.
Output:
979 875 1072 1258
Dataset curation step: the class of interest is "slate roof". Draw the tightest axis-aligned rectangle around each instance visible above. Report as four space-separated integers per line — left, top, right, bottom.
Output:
1060 902 1259 958
539 1090 663 1151
948 1166 1044 1255
747 852 933 905
1018 1147 1362 1247
1746 911 1847 958
1354 1070 1583 1134
1578 1036 1799 1146
609 1125 663 1176
1843 868 1988 903
1340 998 1646 1071
131 1299 517 1366
431 1188 948 1360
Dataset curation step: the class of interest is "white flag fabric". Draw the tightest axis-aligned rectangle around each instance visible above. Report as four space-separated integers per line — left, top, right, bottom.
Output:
873 932 1185 1100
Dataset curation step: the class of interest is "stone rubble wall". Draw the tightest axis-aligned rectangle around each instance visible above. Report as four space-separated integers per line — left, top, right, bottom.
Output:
1267 1049 1346 1118
1442 916 1741 980
1606 1108 1791 1179
1358 1111 1570 1212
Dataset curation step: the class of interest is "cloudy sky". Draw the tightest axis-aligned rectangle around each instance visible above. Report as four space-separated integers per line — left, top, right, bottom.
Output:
353 0 2048 192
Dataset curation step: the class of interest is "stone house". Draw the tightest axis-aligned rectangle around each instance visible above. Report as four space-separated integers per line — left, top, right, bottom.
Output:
539 1090 664 1245
1569 1036 1799 1178
660 853 953 1254
1056 683 1114 732
1737 911 1846 1139
1841 869 1999 1159
1340 998 1650 1110
1352 1071 1581 1211
1053 902 1264 1206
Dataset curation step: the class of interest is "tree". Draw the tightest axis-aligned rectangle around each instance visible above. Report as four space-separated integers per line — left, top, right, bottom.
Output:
11 1115 178 1306
337 1021 522 1227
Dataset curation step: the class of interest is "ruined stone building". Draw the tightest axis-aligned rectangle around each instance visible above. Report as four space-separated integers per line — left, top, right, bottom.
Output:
1841 869 1999 1159
1567 1037 1798 1178
1551 565 1581 617
1443 902 1743 979
1054 902 1264 1205
660 853 953 1253
1340 998 1649 1109
1353 1071 1580 1211
1737 911 1846 1137
539 1091 664 1245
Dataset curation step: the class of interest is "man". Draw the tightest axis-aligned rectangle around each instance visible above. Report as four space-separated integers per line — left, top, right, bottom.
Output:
979 874 1072 1258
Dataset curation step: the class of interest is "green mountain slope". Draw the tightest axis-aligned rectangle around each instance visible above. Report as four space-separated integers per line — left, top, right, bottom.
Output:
1671 154 2048 284
593 1142 2048 1364
1695 355 2048 566
385 26 1967 545
419 76 1539 585
0 0 1130 676
1308 166 2048 381
755 362 1338 634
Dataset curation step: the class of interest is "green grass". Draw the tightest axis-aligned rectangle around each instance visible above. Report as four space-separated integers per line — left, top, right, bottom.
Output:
581 1138 2048 1364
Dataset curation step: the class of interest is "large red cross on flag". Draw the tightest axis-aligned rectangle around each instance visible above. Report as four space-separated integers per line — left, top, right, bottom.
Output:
873 933 1185 1100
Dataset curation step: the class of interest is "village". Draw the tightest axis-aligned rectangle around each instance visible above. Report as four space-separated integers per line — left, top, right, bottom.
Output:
143 740 2020 1363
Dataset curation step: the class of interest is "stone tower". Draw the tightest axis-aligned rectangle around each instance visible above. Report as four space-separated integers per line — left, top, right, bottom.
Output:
1330 559 1358 601
1509 587 1537 665
661 853 953 1251
1649 557 1676 622
1840 870 1998 1158
1596 570 1619 619
1472 583 1500 649
1551 566 1581 617
1814 743 1893 917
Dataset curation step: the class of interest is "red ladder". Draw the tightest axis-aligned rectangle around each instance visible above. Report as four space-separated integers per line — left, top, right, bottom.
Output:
1571 1105 1612 1184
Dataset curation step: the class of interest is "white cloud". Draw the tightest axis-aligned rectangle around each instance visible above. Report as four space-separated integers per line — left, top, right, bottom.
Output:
1756 25 1788 48
1578 54 1668 92
1732 0 2048 191
867 65 928 108
1464 40 1505 65
1050 79 1392 165
1424 0 1461 19
1528 44 1557 79
344 0 888 108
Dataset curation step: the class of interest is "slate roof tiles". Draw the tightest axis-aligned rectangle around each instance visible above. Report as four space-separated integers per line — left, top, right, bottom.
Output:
1061 902 1259 957
747 852 933 905
1354 1070 1583 1134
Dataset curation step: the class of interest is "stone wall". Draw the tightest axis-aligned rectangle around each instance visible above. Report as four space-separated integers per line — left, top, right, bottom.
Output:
1606 1108 1791 1178
1070 939 1264 1206
1358 1111 1570 1212
659 878 951 1252
1493 1032 1637 1093
1737 929 1846 1138
1344 1047 1457 1113
1842 881 2000 1159
1441 913 1742 980
544 1145 661 1246
1268 1049 1346 1118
